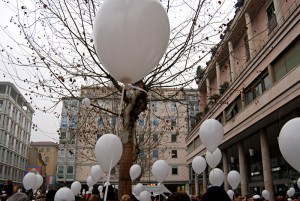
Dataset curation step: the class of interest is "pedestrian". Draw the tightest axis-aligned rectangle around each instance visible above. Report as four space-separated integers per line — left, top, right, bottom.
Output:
120 194 131 201
7 192 30 201
202 186 231 201
167 192 191 201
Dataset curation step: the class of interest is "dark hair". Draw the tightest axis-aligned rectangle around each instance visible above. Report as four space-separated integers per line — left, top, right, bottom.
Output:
167 192 190 201
202 186 231 201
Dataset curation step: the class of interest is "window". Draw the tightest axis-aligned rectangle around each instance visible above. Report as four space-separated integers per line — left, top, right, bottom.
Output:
171 150 177 158
171 134 177 143
216 113 224 125
244 35 251 61
111 117 116 127
69 132 76 144
245 70 271 105
171 118 176 127
45 156 49 163
152 102 158 112
172 166 178 175
0 100 3 110
152 118 159 126
153 133 158 142
153 149 158 158
96 117 104 126
46 147 50 152
0 85 6 94
225 96 242 121
169 103 176 112
67 166 73 174
69 115 77 128
267 2 277 33
138 151 145 159
98 100 105 108
61 115 68 128
57 166 64 179
273 38 300 82
138 119 144 127
139 134 144 143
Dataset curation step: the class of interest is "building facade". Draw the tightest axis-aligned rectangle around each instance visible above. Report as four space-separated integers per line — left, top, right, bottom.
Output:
68 86 198 192
186 0 300 200
0 82 34 185
30 141 58 188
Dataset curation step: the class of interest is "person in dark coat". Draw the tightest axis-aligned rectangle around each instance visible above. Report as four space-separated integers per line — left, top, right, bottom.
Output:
202 186 231 201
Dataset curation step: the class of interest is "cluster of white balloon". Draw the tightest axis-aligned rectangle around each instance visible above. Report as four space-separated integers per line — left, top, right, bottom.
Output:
131 160 169 201
191 119 241 198
22 172 44 191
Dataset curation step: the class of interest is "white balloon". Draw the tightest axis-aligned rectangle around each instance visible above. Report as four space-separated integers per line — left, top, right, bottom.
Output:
192 156 207 174
289 187 295 196
93 0 170 84
152 160 169 183
206 148 222 168
209 168 224 186
297 178 300 189
23 173 37 190
87 176 95 188
54 187 75 201
199 119 224 152
98 186 103 198
262 190 270 200
90 165 104 182
130 164 142 181
287 189 292 197
32 174 43 190
227 190 234 199
133 183 144 196
139 191 151 201
71 181 82 195
95 134 123 172
279 118 300 172
227 170 241 190
82 97 91 108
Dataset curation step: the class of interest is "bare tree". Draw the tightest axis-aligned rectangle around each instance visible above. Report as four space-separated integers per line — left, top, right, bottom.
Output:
0 0 234 195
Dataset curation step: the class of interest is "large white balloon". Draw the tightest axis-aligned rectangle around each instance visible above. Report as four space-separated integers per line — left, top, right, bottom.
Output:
90 165 104 182
192 156 207 174
209 168 224 186
95 134 123 172
227 190 234 200
130 164 142 181
206 148 222 168
23 173 37 190
32 174 43 190
133 183 144 196
287 189 292 197
93 0 170 84
152 160 169 183
82 97 91 108
139 191 151 201
262 190 270 200
199 119 224 152
87 176 95 188
278 118 300 172
71 181 82 195
297 178 300 189
54 187 75 201
227 170 241 190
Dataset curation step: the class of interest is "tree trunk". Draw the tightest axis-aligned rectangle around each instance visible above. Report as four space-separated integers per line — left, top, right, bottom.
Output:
118 141 134 198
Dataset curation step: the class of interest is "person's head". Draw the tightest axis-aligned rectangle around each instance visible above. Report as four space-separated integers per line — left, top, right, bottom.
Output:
245 194 254 201
233 193 244 201
7 192 30 201
88 194 100 201
167 192 191 201
121 194 131 201
196 195 202 201
202 186 231 201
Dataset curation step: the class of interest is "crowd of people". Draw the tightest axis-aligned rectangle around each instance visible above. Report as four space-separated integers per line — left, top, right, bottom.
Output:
0 179 299 201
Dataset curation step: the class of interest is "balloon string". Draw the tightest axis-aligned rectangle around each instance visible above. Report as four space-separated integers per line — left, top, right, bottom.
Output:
104 150 114 201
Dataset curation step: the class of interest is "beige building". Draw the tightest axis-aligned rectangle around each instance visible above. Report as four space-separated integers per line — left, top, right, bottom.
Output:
30 141 58 188
74 87 198 192
186 0 300 200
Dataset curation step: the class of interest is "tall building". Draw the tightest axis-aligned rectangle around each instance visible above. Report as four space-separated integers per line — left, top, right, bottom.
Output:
69 86 198 192
30 141 58 188
186 0 300 199
0 82 34 185
56 98 79 185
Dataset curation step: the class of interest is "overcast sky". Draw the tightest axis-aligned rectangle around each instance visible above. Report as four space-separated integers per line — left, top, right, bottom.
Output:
0 0 236 143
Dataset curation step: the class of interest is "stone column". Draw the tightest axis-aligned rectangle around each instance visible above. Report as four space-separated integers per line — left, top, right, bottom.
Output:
195 174 199 196
203 169 207 193
206 78 211 98
273 0 283 25
222 149 229 191
245 12 255 58
216 62 221 95
228 41 235 81
238 141 247 196
260 129 275 201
